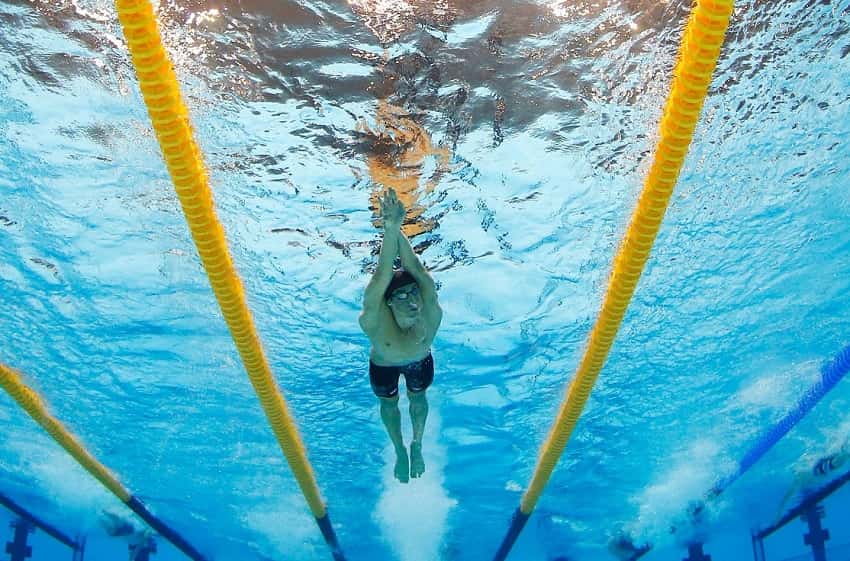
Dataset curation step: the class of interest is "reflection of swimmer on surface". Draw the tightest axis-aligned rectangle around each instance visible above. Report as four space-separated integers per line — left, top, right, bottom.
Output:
100 511 155 561
357 99 451 238
359 188 443 483
775 436 850 519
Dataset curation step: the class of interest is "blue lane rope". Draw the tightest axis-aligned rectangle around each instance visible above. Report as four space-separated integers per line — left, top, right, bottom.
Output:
493 509 531 561
711 344 850 495
316 514 346 561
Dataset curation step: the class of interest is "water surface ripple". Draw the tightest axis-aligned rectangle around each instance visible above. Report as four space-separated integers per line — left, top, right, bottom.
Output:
1 0 849 559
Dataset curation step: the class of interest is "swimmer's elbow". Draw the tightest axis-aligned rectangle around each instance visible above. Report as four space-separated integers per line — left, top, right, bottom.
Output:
431 304 444 328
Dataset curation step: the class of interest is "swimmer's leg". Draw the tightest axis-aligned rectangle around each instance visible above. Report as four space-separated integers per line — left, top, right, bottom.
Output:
408 389 429 478
379 395 409 483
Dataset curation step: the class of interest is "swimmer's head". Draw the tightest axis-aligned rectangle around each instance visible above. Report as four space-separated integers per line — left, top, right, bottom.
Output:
385 270 421 328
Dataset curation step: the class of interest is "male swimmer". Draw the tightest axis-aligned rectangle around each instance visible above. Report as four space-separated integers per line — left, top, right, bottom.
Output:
775 436 849 517
359 188 443 482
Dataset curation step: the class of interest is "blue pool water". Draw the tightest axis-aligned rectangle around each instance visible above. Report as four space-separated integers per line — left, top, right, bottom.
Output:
1 1 850 560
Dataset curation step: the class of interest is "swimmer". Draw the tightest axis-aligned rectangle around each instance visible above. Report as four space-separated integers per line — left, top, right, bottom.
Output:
608 533 651 561
359 188 443 483
775 437 850 518
100 511 155 561
127 530 156 561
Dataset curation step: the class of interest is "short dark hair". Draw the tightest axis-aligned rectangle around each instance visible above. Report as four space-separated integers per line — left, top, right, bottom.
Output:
384 270 417 301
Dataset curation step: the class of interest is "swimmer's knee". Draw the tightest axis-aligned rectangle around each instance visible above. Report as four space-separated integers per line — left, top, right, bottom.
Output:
379 394 400 405
407 388 428 400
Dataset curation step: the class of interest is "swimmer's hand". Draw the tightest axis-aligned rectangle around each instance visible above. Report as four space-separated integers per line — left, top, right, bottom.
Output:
381 188 405 229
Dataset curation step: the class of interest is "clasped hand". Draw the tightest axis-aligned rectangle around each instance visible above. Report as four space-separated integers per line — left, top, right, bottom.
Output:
380 188 406 229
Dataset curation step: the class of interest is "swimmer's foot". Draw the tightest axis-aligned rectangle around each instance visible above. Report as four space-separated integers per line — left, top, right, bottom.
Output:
394 446 409 483
410 441 425 478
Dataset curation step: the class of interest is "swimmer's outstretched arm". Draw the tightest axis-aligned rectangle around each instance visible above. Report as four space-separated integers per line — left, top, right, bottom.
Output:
396 230 438 306
360 190 403 332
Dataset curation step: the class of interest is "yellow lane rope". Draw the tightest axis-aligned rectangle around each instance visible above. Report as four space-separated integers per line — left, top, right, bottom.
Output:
520 0 735 514
114 0 325 517
0 363 131 502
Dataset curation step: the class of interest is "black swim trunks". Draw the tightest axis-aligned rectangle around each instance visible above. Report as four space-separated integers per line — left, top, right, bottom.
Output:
369 353 434 398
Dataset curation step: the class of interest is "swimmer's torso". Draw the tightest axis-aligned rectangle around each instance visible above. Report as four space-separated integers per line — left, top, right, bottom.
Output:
367 303 440 366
